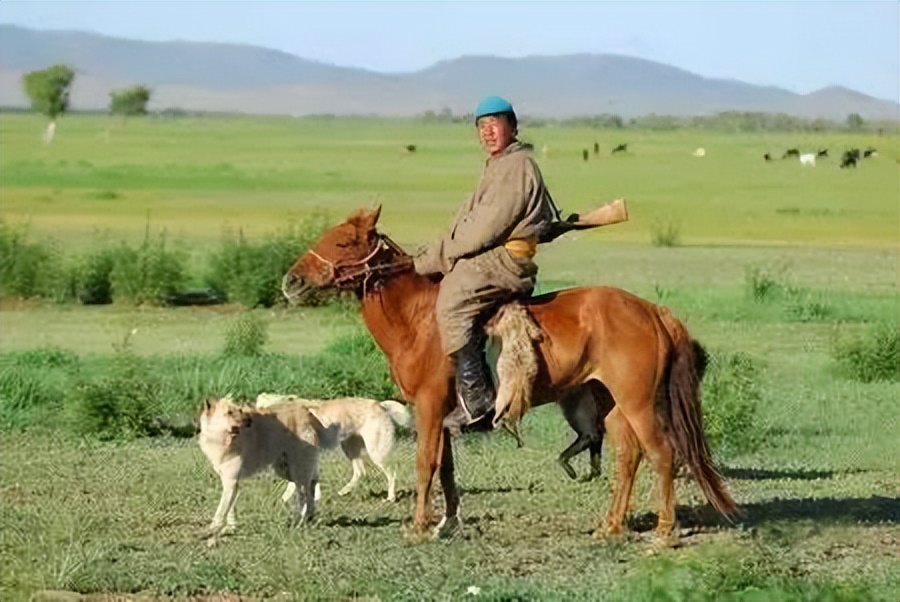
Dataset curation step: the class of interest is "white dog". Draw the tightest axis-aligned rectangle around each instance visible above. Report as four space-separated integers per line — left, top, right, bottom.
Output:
255 394 411 503
197 396 322 545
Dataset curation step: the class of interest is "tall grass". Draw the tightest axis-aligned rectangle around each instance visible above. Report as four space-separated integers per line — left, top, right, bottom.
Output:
204 213 333 307
832 322 900 383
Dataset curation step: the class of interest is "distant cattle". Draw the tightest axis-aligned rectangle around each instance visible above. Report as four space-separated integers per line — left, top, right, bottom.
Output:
405 144 417 153
611 143 628 154
764 153 773 162
593 142 600 154
863 147 878 158
840 150 858 168
522 142 535 151
782 148 800 159
582 149 589 161
692 147 706 157
799 153 816 166
816 148 828 158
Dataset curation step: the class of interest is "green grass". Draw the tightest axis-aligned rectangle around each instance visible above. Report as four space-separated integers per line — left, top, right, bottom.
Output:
1 114 897 249
0 114 897 600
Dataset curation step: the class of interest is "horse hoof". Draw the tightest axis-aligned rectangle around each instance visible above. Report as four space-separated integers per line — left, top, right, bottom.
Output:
592 526 625 542
432 515 462 540
401 523 434 544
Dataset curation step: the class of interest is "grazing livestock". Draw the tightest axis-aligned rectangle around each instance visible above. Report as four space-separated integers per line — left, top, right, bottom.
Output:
692 147 706 157
782 148 800 159
582 149 589 161
863 147 878 158
593 142 600 154
611 143 627 154
764 153 773 162
816 148 828 158
799 153 816 166
405 144 417 153
840 150 858 168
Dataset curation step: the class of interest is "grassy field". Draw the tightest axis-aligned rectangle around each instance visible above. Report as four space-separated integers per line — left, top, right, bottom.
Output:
0 114 898 601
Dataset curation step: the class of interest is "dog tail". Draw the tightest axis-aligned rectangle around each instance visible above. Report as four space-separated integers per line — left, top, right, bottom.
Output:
378 400 412 429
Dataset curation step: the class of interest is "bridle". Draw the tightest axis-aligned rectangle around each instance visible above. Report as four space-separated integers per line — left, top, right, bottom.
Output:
306 232 414 293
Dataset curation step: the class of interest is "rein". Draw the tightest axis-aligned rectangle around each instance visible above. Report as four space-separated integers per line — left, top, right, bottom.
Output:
308 233 413 293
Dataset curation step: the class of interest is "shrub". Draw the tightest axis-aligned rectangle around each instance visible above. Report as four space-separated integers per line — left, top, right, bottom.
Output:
109 227 188 305
204 214 333 308
744 264 789 302
650 219 682 247
832 322 900 383
0 221 61 299
67 350 160 440
701 349 763 457
223 312 269 357
0 348 81 431
77 246 118 305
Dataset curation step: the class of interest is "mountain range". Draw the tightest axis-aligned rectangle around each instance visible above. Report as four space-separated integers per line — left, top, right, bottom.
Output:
1 24 897 121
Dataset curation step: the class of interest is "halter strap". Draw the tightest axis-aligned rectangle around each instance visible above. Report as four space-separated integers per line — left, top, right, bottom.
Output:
308 233 412 292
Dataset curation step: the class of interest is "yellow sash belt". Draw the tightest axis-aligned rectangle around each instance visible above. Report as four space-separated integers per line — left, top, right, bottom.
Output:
503 235 538 259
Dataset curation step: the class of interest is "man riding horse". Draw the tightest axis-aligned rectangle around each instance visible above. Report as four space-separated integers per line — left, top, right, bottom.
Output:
413 96 560 434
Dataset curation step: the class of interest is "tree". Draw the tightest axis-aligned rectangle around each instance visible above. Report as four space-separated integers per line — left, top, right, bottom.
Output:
846 113 865 131
21 64 75 143
109 85 152 118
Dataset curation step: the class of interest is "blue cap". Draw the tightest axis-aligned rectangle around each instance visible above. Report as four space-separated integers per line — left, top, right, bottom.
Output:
474 95 515 122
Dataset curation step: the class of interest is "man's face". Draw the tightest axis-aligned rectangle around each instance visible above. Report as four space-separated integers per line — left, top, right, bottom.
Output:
477 114 516 156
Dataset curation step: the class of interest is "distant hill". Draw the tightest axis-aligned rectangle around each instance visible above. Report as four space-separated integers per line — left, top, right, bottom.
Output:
1 25 897 121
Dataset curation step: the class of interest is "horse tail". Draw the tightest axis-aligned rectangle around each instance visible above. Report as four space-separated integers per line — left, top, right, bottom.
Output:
657 308 737 516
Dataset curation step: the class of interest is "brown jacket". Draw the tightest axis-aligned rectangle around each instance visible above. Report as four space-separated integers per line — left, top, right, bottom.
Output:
414 141 556 281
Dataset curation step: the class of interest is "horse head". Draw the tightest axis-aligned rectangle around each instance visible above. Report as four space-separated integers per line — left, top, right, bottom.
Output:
282 205 410 304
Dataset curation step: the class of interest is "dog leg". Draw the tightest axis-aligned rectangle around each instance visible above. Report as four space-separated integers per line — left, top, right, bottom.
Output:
368 457 397 502
338 457 366 497
207 478 239 544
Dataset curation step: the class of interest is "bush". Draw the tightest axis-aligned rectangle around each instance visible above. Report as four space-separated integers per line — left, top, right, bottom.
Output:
701 349 763 457
0 221 62 299
109 227 188 305
68 350 160 440
744 264 789 302
77 246 118 305
650 219 682 247
2 328 399 439
0 348 81 431
204 214 333 308
223 312 269 357
832 322 900 383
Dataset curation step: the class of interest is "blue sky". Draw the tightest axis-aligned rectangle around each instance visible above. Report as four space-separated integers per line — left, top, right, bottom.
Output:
2 1 898 101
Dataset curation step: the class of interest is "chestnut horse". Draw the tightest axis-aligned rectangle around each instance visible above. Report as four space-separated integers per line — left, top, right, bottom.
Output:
282 206 737 543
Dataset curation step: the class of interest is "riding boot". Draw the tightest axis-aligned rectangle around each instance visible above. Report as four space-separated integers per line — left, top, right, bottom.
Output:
443 336 496 434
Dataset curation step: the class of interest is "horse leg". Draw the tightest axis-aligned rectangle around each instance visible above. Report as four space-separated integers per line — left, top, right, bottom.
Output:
627 404 678 547
411 395 443 537
595 406 642 540
434 427 462 538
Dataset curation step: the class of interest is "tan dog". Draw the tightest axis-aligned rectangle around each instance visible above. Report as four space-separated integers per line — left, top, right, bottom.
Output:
255 394 411 502
197 396 322 545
